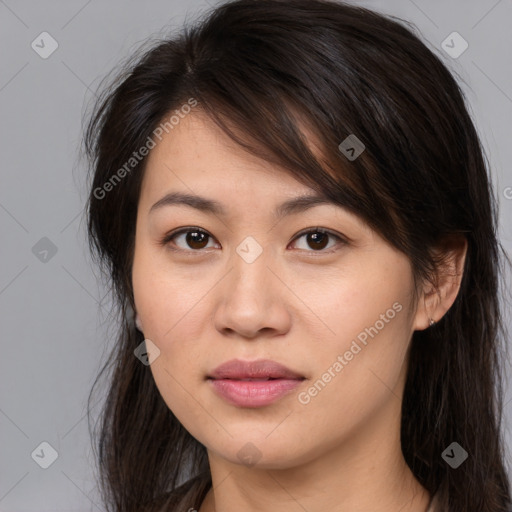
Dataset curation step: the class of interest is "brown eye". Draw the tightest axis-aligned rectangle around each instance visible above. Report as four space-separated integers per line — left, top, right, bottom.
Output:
305 231 329 250
161 227 345 254
162 228 217 251
290 228 345 252
185 230 209 249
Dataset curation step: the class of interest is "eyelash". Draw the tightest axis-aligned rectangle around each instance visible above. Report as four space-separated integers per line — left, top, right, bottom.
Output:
158 226 347 255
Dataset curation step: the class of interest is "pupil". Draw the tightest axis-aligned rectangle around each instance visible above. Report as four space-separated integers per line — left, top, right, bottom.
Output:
187 231 208 249
308 232 328 250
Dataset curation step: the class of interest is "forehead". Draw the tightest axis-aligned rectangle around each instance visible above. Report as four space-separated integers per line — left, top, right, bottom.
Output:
141 110 319 199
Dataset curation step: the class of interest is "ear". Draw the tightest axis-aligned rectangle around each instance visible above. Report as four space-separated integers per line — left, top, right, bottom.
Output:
135 313 143 332
413 234 468 331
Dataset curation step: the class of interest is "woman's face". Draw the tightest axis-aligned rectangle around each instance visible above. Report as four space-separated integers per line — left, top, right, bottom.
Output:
132 110 424 469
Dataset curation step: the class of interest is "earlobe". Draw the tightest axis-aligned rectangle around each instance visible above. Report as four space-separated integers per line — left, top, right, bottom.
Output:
424 287 441 329
413 235 468 331
135 313 143 332
414 286 441 331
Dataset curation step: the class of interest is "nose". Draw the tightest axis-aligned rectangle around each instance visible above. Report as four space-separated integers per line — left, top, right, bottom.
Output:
213 246 292 340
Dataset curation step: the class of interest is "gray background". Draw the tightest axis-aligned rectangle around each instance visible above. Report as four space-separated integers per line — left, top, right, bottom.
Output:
1 0 511 510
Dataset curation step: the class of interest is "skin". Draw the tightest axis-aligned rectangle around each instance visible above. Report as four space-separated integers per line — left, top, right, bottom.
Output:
131 109 467 512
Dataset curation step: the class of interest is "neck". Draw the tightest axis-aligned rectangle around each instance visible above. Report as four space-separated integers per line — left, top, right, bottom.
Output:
199 396 431 512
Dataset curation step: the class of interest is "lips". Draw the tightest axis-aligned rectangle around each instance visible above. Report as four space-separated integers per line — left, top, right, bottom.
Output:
207 358 304 380
207 359 305 408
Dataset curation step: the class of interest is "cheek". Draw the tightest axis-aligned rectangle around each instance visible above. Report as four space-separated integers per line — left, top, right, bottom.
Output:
131 250 216 402
292 305 413 449
132 244 210 342
133 265 211 430
305 258 413 349
298 259 415 401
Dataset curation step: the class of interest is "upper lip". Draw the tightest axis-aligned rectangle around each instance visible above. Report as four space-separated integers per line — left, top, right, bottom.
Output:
207 359 305 380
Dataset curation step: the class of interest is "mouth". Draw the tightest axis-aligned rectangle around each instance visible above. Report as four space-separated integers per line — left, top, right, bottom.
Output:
219 377 282 381
207 358 305 380
207 359 305 408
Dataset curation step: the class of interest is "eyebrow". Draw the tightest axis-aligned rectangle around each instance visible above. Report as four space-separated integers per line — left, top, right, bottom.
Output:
149 191 336 219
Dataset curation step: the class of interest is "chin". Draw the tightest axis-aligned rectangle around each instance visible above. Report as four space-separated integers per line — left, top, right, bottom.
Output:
207 434 314 470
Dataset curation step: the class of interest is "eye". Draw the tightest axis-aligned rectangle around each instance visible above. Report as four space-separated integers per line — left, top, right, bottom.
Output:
160 227 219 252
159 226 346 254
289 227 345 252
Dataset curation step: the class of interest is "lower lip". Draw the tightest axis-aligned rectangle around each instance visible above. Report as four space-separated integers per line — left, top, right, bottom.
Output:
208 378 303 407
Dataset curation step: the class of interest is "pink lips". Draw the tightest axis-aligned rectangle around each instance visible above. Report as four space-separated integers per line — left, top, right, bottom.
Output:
207 359 305 408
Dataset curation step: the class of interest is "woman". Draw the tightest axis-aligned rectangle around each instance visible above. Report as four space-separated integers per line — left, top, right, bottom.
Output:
84 0 512 511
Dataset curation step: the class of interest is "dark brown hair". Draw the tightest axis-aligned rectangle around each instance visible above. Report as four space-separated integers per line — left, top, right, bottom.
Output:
84 1 512 511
